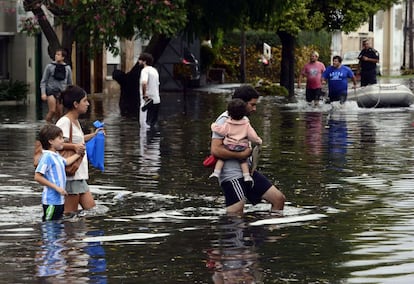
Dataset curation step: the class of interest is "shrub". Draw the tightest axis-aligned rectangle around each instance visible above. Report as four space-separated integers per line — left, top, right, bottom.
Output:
0 80 29 101
200 44 217 73
210 29 332 85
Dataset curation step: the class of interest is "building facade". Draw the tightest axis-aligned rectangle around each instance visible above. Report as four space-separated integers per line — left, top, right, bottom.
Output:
334 3 405 76
0 0 37 104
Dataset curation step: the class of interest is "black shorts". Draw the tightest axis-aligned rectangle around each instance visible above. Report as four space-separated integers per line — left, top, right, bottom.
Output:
220 171 273 207
328 93 347 104
42 204 64 221
305 88 322 102
46 90 62 101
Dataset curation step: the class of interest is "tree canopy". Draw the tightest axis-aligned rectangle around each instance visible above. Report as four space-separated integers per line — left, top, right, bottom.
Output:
309 0 400 32
23 0 187 58
20 0 402 96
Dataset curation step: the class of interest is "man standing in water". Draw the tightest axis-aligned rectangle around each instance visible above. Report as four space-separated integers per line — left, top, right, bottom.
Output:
322 55 357 105
138 53 160 129
298 51 326 106
210 85 285 215
358 39 380 86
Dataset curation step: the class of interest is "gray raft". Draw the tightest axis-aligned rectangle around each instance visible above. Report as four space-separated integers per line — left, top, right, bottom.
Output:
348 84 414 108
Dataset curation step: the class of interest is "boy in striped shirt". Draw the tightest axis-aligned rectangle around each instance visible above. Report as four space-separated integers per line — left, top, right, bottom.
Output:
34 125 83 221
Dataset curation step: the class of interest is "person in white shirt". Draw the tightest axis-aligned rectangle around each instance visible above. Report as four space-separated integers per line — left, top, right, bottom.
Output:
138 53 160 129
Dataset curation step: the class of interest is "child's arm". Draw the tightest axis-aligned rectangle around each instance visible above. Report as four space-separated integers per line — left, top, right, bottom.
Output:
34 172 67 196
246 124 263 145
65 153 81 166
211 138 252 160
62 142 85 154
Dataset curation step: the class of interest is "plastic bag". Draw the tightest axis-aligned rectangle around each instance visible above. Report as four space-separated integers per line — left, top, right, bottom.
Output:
86 120 105 172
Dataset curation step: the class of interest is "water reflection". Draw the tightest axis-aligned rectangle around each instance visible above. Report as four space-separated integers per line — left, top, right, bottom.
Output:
305 112 323 156
326 114 348 171
206 216 262 283
138 127 161 183
35 220 107 283
36 222 66 278
3 87 414 282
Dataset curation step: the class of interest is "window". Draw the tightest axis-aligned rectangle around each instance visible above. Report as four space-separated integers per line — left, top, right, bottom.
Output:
368 15 374 32
106 40 120 78
106 63 119 77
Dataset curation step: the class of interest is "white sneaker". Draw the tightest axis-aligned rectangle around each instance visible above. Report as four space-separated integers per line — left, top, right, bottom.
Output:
209 173 219 179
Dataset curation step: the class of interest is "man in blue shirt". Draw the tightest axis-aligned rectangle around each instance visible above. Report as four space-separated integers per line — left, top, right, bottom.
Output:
322 55 357 104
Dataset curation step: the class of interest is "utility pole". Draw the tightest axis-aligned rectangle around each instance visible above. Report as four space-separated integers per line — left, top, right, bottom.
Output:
409 0 413 69
240 28 246 83
403 0 408 68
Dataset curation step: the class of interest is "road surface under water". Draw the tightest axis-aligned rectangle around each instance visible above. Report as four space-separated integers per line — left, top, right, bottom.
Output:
1 80 414 283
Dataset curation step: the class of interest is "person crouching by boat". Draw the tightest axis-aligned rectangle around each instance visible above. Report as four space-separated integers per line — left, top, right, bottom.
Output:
322 55 357 105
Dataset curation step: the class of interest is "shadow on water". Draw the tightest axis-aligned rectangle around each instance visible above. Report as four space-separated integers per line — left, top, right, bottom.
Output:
1 81 414 282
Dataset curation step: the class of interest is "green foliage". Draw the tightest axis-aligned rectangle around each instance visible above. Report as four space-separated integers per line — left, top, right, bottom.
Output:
0 80 29 101
184 0 287 38
211 29 331 83
268 0 324 36
309 0 400 32
24 0 187 55
254 78 288 96
213 43 317 84
18 17 41 37
200 45 216 73
297 30 332 66
222 29 281 47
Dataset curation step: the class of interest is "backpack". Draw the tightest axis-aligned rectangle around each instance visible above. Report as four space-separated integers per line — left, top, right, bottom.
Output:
52 63 66 81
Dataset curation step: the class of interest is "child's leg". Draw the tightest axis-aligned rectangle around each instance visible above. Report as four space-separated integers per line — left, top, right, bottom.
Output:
241 161 253 182
209 159 224 178
45 95 57 123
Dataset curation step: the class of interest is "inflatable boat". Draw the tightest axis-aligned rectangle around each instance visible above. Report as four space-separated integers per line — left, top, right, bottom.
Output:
348 84 414 108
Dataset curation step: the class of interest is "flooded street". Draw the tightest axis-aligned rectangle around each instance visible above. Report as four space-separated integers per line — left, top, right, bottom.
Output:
1 81 414 283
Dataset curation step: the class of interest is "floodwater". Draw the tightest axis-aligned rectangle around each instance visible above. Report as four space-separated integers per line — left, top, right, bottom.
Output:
1 79 414 283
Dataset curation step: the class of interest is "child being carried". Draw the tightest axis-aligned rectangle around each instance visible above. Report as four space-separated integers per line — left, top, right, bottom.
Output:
210 98 262 183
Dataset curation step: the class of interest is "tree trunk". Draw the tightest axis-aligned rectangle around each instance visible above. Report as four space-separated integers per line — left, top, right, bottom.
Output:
61 23 75 66
277 31 296 99
240 29 246 83
23 0 61 59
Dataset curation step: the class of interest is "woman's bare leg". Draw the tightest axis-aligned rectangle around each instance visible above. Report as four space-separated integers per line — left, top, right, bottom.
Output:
79 191 96 210
64 194 81 214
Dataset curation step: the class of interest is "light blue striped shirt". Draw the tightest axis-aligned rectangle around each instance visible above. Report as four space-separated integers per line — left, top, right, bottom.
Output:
35 150 67 205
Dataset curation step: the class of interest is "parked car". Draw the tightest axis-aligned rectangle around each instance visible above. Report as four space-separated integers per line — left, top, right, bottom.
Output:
342 51 360 74
342 50 381 76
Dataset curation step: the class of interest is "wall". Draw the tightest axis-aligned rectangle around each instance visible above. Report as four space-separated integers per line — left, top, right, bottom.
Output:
10 34 36 104
337 4 405 76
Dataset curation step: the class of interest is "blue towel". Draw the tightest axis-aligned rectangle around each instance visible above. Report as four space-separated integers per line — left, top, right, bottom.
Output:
86 120 105 172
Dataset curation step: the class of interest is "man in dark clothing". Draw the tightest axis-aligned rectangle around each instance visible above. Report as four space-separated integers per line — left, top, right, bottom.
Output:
358 39 380 86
